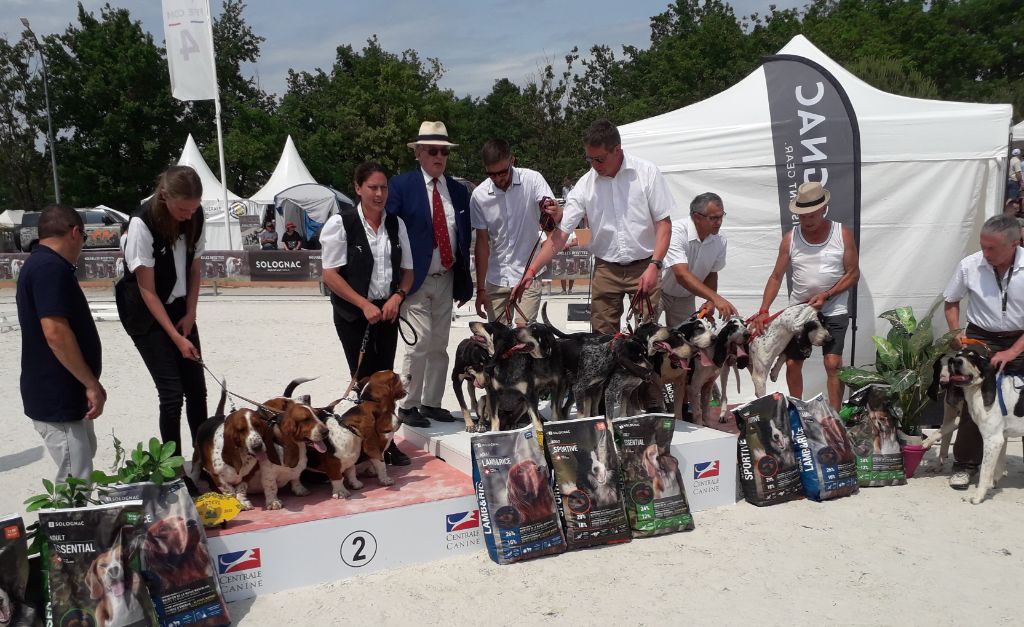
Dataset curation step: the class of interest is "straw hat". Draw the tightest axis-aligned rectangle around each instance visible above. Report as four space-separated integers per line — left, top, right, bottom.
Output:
407 121 458 148
789 181 831 215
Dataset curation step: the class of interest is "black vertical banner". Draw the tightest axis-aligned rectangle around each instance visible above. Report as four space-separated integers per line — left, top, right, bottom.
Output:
764 55 862 360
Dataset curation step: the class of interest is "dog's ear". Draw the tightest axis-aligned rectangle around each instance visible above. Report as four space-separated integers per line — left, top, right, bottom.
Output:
86 555 104 600
712 330 730 368
981 360 998 409
926 357 945 401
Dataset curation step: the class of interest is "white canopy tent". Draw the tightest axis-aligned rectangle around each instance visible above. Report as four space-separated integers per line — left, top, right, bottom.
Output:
620 34 1011 399
249 136 318 205
1013 120 1024 141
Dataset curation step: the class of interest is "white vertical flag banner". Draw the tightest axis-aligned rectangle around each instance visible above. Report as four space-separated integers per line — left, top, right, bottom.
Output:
162 0 217 101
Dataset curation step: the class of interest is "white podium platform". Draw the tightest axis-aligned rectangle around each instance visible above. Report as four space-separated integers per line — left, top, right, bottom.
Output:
399 414 738 513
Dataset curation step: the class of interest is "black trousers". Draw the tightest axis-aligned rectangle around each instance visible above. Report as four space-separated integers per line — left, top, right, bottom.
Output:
130 298 207 457
333 300 400 381
953 324 1024 466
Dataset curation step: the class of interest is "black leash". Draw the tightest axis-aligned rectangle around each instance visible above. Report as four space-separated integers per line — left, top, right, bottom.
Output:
199 360 284 421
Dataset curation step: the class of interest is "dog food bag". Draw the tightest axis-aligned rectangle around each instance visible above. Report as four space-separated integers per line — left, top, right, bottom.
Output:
612 415 695 537
471 425 566 565
734 393 805 506
39 501 158 627
0 514 40 627
98 480 230 626
845 384 907 487
544 417 632 549
787 396 860 501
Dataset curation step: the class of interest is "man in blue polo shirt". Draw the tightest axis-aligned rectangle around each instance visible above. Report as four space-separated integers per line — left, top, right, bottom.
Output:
17 205 105 482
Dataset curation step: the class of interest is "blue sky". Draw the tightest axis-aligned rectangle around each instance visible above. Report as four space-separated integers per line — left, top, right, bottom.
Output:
0 0 804 98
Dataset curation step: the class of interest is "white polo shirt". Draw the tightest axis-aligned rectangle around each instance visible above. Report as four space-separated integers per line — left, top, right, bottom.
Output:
470 167 554 287
560 152 675 263
123 217 206 303
944 247 1024 332
421 169 457 275
662 216 727 297
320 205 414 300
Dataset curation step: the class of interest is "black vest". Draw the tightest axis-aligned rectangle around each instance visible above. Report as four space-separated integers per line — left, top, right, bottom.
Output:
115 202 204 335
330 209 402 322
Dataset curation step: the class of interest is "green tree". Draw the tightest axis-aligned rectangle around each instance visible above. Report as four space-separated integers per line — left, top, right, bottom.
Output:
43 3 184 211
0 35 48 209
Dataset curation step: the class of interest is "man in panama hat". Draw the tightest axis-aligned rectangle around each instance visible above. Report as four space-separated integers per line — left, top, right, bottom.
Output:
386 121 473 439
751 181 860 409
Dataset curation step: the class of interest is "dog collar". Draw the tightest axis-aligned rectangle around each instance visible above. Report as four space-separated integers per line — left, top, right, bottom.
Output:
500 342 530 359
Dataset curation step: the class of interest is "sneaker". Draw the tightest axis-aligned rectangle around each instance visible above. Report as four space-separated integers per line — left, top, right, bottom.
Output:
949 466 978 490
398 407 430 428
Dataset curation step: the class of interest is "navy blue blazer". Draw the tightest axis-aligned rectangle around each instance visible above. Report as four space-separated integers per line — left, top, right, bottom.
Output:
385 169 473 301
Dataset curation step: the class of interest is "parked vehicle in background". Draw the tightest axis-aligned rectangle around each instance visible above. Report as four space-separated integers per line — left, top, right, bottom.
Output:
15 206 128 252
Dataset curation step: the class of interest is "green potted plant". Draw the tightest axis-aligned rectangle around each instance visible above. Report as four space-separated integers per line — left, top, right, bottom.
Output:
838 303 960 441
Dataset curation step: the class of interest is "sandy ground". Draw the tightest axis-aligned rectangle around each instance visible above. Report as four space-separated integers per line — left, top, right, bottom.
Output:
2 285 1022 626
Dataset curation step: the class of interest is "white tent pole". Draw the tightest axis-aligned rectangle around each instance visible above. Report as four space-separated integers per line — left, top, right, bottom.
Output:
206 7 232 249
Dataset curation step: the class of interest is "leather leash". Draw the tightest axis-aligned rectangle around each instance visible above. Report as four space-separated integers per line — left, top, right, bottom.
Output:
199 360 284 422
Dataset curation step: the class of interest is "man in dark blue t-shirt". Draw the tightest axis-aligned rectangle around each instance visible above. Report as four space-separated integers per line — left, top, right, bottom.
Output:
17 205 105 482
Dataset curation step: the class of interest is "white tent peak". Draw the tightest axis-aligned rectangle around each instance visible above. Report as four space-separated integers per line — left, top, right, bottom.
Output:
177 134 241 203
250 135 317 205
1013 120 1024 141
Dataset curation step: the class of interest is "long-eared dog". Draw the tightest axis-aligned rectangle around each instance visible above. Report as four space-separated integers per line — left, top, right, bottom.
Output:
453 323 495 432
519 321 574 421
923 353 965 470
86 544 145 627
663 316 716 422
929 349 1024 503
142 515 212 592
307 371 406 498
246 379 330 509
688 316 750 426
750 304 831 397
190 385 279 511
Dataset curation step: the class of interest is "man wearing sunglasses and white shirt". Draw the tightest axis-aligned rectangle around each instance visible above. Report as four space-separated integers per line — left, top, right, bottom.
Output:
662 192 737 325
387 121 473 428
516 119 673 334
472 139 561 326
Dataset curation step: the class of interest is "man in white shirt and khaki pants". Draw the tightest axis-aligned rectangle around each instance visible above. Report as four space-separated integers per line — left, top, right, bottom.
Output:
943 213 1024 489
517 119 673 334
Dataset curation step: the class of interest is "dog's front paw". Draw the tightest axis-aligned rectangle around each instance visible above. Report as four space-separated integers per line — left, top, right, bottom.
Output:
331 488 350 499
379 476 395 487
291 483 310 496
718 414 727 424
237 498 254 511
266 499 283 510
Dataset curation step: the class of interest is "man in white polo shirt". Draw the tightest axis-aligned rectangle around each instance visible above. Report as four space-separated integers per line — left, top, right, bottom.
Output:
516 119 673 334
472 139 560 326
662 192 737 325
943 213 1024 489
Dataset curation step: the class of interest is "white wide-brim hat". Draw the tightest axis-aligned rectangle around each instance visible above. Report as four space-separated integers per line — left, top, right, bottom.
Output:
789 181 831 215
407 121 458 148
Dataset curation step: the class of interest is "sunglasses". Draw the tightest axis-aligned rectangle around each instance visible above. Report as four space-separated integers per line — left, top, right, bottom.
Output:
584 153 612 164
425 147 450 157
76 226 87 243
485 163 512 178
695 213 727 222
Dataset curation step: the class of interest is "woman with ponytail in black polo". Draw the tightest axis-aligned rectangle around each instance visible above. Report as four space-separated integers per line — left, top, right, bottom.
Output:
116 165 207 456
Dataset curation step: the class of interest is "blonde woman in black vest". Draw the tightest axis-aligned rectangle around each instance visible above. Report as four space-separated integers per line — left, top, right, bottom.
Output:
116 165 206 457
321 161 414 465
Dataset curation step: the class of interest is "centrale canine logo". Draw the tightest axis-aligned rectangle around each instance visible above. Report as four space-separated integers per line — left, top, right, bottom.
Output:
693 460 720 480
445 510 480 532
217 548 261 574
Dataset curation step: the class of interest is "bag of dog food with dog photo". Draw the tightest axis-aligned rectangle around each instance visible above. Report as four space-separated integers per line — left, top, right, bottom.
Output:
0 514 40 627
734 393 804 506
98 480 230 626
787 395 860 501
845 384 907 487
612 415 694 537
39 501 158 627
472 425 566 565
544 417 632 549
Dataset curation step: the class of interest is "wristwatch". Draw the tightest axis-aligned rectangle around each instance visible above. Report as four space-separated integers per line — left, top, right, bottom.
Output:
393 288 407 301
650 259 664 270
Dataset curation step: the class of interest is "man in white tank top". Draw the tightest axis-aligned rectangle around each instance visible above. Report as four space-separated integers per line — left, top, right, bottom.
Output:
752 182 860 409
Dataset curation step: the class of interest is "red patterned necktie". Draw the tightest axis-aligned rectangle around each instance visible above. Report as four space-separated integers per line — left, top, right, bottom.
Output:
432 178 454 270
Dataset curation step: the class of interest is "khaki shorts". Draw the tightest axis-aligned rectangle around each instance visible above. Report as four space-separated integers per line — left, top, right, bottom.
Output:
486 281 542 326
